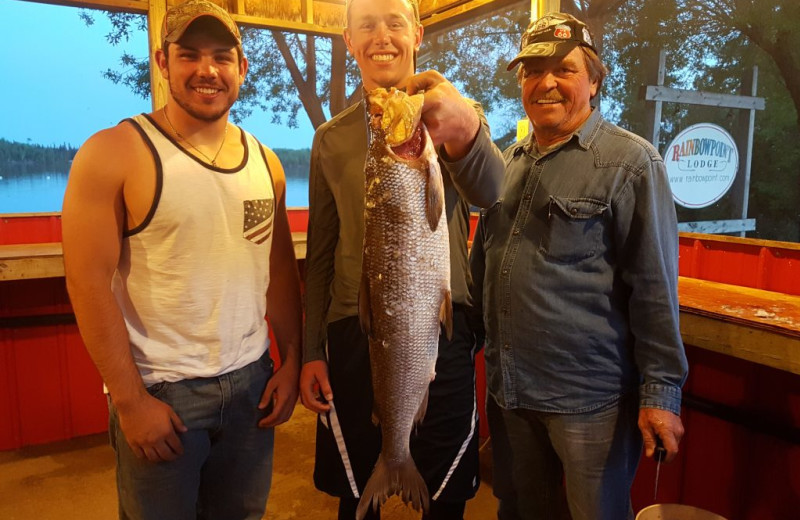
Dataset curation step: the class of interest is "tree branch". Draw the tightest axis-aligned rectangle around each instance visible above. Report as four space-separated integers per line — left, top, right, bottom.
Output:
272 30 327 128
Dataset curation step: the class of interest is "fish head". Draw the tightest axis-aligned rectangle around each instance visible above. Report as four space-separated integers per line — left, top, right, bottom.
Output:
366 87 426 159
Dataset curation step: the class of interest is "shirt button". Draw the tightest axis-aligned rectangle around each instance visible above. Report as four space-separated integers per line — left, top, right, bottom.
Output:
503 344 511 350
502 269 509 275
513 229 520 235
523 194 532 201
570 208 578 215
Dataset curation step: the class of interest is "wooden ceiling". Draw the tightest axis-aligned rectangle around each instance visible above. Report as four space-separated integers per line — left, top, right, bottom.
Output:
26 0 526 36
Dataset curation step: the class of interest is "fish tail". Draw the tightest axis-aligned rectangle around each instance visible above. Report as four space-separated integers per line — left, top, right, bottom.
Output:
355 454 429 519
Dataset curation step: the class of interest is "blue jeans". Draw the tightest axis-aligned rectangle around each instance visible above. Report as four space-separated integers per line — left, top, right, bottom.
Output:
488 393 641 520
109 354 275 520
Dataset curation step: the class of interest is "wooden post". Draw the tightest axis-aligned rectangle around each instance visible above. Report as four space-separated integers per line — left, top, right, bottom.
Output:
531 0 561 19
730 66 758 237
301 0 314 24
644 49 666 149
148 0 168 111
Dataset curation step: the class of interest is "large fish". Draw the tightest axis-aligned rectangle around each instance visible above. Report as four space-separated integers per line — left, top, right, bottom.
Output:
356 87 453 519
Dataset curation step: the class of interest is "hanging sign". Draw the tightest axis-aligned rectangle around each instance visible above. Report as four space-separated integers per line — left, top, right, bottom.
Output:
664 123 739 208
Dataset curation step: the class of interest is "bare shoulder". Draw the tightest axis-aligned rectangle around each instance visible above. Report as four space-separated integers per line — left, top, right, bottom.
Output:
261 145 282 168
71 120 152 184
261 145 286 185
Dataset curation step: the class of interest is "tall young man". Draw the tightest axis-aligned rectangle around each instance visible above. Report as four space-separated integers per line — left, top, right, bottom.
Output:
299 1 504 518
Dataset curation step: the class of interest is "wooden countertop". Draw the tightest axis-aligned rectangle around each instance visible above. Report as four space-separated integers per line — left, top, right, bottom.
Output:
678 277 800 375
3 239 799 375
0 242 65 281
0 233 308 282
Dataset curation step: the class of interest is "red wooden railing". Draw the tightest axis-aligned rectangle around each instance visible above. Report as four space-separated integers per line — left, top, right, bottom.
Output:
3 212 800 519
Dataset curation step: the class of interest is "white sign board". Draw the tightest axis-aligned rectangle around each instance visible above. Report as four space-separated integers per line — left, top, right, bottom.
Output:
664 123 739 208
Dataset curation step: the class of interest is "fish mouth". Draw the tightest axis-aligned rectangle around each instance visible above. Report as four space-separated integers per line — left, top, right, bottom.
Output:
366 87 431 161
388 123 426 160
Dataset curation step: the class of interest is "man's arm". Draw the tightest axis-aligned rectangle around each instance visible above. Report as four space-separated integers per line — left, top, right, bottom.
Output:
62 123 186 462
406 70 504 209
258 147 303 428
468 213 488 349
406 70 480 160
616 155 688 463
299 130 339 414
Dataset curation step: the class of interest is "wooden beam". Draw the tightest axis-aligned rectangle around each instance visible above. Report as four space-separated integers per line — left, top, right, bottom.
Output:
300 0 314 24
680 313 800 376
422 0 523 32
19 0 148 14
645 85 765 110
22 0 528 37
148 0 167 110
677 219 757 234
234 13 342 36
679 231 800 251
0 243 64 281
679 276 800 375
0 235 309 282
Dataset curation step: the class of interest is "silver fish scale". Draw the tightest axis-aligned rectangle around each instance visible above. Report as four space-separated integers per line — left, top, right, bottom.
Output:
363 131 450 463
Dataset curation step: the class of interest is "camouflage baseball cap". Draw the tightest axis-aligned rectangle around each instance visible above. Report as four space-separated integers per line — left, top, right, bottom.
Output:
162 0 241 46
506 13 596 71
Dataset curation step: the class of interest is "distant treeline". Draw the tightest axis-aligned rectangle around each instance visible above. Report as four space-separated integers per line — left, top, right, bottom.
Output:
0 139 76 176
273 148 310 180
0 139 312 181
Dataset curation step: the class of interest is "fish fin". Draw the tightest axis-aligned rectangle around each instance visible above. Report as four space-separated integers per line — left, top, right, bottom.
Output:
414 387 429 427
358 264 372 337
356 455 430 520
440 289 453 341
424 146 445 232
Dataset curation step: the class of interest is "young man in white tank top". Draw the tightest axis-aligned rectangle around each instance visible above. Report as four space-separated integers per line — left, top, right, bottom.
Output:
62 1 303 518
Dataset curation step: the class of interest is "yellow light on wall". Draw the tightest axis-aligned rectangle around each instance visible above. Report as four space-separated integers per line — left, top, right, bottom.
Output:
518 1 560 140
532 0 561 20
517 119 530 141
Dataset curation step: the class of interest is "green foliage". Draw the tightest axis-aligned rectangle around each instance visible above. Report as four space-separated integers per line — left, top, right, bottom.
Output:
273 148 310 180
85 1 799 241
82 12 360 128
0 139 77 176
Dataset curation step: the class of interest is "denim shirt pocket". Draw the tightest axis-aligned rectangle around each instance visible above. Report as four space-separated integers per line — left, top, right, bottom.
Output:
540 196 609 263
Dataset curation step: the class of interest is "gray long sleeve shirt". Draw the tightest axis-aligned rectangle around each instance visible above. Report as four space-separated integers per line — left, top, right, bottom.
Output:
303 99 504 363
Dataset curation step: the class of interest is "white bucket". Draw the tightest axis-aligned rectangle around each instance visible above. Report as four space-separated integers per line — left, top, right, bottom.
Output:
636 504 728 520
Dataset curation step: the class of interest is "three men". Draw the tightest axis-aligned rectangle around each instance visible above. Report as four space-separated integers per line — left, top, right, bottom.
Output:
62 1 302 518
470 12 688 520
64 2 687 518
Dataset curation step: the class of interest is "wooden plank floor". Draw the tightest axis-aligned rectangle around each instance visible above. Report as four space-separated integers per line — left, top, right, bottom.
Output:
0 403 498 519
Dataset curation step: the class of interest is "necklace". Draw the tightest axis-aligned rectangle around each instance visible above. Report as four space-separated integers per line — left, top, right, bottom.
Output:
163 108 228 167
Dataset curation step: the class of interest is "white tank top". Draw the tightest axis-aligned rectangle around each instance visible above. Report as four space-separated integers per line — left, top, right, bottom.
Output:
112 114 275 385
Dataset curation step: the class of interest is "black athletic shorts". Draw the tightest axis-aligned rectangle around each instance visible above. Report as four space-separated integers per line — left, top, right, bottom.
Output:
313 305 481 504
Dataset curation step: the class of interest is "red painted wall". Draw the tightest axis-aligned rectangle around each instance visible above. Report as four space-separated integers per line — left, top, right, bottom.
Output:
3 214 800 518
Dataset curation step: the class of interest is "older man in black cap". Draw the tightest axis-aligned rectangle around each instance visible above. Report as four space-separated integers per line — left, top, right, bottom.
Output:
62 1 303 518
469 12 688 520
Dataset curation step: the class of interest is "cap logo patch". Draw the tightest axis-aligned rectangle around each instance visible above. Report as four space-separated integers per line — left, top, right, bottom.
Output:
554 25 572 39
523 42 559 58
533 14 565 31
583 28 593 46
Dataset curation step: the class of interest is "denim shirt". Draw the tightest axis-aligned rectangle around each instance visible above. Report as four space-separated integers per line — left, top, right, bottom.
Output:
470 109 688 415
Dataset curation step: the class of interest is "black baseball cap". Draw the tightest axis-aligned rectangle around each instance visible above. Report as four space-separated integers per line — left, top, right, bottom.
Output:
507 13 597 71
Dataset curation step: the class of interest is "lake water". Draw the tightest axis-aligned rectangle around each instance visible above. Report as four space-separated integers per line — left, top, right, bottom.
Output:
0 172 310 213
